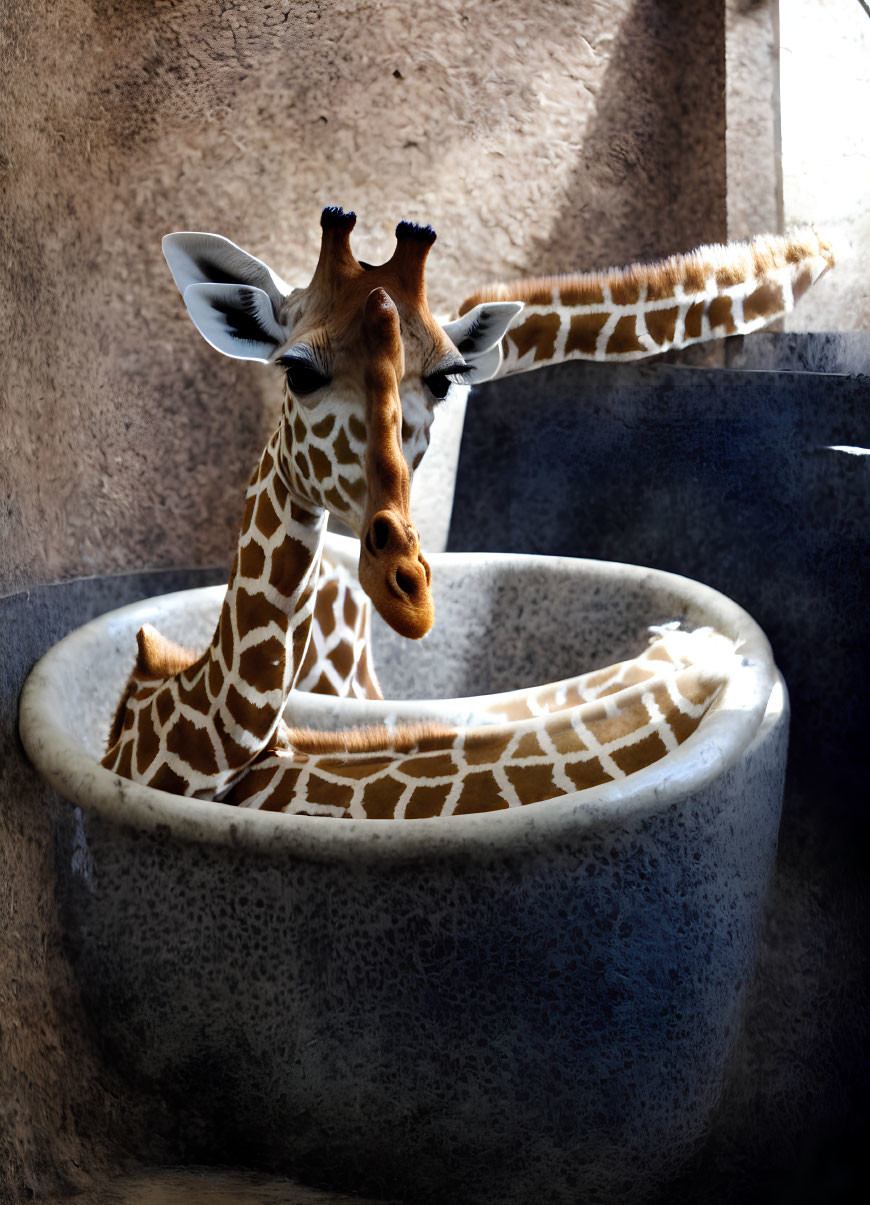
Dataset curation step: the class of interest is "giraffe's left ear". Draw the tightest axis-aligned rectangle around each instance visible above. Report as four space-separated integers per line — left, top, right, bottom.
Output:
162 232 293 362
442 301 523 383
162 232 291 311
180 282 288 362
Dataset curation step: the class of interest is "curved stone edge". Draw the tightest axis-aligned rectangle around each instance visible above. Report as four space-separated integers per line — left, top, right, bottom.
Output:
19 544 778 864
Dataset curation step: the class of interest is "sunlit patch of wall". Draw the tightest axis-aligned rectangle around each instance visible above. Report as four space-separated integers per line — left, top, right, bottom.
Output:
779 0 870 331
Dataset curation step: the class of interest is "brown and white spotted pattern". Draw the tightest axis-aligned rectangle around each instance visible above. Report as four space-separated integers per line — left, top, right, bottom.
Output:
105 210 831 819
295 554 382 700
104 209 506 796
459 229 834 376
277 401 369 532
102 433 326 796
479 624 706 722
224 627 736 818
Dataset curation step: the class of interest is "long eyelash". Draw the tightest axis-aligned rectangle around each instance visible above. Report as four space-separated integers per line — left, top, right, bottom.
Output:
277 350 327 375
423 363 472 405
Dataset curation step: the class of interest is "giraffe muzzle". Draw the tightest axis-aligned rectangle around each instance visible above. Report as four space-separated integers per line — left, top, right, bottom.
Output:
359 509 434 640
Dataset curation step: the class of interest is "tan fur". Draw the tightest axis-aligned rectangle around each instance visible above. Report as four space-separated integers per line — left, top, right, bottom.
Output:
106 625 200 750
281 221 452 383
283 721 456 756
135 623 198 678
106 678 138 751
356 288 434 639
457 229 834 314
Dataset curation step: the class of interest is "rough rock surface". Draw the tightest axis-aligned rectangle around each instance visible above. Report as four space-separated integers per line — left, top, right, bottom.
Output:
0 0 725 597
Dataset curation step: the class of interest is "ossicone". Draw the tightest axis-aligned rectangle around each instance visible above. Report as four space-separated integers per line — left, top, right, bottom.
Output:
312 206 362 290
320 206 357 233
386 219 437 298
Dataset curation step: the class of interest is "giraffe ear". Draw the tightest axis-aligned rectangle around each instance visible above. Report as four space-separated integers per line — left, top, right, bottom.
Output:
162 232 291 311
181 282 288 362
442 301 524 383
163 232 292 362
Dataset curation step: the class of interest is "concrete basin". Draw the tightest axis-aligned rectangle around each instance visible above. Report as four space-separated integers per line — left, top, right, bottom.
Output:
19 536 787 1203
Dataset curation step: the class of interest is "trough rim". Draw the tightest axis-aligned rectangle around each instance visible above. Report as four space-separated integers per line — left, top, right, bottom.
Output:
19 543 779 863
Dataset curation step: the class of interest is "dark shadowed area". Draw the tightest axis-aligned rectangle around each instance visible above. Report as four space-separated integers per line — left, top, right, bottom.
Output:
451 339 870 1203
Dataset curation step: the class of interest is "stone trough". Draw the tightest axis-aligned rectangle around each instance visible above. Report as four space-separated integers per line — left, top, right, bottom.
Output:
19 534 787 1204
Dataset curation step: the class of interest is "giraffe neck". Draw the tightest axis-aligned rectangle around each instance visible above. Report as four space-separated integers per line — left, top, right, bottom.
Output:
458 229 834 375
294 554 383 700
225 627 737 818
102 429 328 796
200 430 328 763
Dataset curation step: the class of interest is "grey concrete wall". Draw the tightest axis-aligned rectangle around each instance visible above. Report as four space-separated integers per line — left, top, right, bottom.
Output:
0 0 727 599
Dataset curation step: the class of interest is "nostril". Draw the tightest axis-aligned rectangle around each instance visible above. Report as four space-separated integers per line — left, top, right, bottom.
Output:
371 517 391 552
394 568 417 597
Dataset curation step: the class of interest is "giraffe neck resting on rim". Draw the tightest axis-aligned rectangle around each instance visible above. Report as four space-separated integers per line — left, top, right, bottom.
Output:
102 432 328 796
224 625 736 818
459 229 834 376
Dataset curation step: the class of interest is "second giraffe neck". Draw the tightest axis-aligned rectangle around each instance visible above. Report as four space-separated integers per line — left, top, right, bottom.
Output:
184 430 328 774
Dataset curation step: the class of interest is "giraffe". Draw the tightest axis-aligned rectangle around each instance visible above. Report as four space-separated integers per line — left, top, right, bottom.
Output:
264 226 836 715
102 208 520 795
103 209 832 815
294 555 382 699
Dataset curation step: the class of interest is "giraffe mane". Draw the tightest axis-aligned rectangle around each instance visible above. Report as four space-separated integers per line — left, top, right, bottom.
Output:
457 228 834 314
284 721 456 756
106 677 138 751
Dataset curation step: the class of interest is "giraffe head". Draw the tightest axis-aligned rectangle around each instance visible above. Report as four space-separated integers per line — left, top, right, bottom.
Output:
163 209 521 640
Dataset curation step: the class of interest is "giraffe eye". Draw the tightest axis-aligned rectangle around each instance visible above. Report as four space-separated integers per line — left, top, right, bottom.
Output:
424 372 452 400
424 362 473 402
280 357 330 396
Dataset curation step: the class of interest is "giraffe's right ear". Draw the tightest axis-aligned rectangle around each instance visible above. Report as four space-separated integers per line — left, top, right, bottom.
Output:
162 232 291 362
442 301 524 383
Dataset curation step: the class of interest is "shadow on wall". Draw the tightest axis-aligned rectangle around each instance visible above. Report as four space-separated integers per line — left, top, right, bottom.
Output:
529 0 727 275
451 358 868 805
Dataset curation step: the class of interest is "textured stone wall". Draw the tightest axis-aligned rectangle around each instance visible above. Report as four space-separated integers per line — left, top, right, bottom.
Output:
1 0 726 597
725 0 781 242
